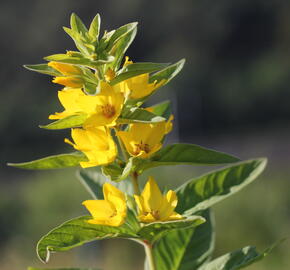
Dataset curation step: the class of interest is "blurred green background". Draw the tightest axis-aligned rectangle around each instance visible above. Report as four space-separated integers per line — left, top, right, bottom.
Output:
1 0 290 269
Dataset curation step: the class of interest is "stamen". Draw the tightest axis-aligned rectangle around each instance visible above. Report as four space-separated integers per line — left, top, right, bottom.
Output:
101 104 116 118
134 140 150 155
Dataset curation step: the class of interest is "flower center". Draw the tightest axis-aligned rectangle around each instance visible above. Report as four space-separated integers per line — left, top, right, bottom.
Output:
102 104 116 118
151 210 160 220
134 141 150 155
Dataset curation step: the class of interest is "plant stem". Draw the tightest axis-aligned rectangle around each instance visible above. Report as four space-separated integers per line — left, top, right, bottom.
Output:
144 242 156 270
131 171 140 195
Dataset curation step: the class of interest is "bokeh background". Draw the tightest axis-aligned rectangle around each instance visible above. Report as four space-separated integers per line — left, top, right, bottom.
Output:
1 0 290 269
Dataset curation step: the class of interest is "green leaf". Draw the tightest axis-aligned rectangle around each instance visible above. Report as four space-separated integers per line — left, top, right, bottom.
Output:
110 62 169 85
24 64 62 76
107 26 137 70
198 245 275 270
102 158 134 182
149 100 172 119
70 13 88 36
149 59 185 84
40 114 87 130
28 268 101 270
119 106 165 124
77 168 134 199
44 54 112 68
7 152 86 170
176 158 267 215
106 22 138 52
138 215 205 244
89 14 101 40
153 209 215 270
37 216 138 263
137 143 240 172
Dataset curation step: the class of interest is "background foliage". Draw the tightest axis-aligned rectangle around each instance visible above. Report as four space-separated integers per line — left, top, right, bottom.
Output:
1 0 289 269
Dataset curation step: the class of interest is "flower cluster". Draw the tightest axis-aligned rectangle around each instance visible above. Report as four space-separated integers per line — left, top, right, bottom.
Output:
23 13 184 228
49 60 172 168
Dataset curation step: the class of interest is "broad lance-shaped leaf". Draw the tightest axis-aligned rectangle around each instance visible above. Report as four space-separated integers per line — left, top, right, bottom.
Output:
153 210 215 270
110 62 169 85
118 106 165 123
136 143 240 172
106 25 137 70
149 100 172 119
198 244 276 270
28 268 101 270
176 158 267 215
37 216 138 263
7 152 86 170
40 114 87 130
24 64 62 76
88 14 101 40
77 168 134 199
149 58 185 84
106 22 138 51
138 215 205 244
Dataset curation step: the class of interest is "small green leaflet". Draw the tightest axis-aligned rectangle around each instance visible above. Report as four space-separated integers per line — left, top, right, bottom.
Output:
110 62 169 85
40 114 87 130
24 64 62 76
7 152 86 170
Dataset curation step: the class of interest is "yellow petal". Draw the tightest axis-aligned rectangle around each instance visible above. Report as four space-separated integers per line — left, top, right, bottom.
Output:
52 76 83 88
48 61 81 75
141 176 163 212
159 190 178 221
103 183 126 214
82 200 115 220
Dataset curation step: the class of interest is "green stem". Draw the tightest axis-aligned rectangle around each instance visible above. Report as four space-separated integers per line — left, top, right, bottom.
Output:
131 171 140 195
144 242 156 270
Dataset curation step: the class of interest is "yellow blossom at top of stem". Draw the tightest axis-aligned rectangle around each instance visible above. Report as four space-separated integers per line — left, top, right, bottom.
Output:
83 183 127 226
65 126 117 168
49 81 125 128
134 176 183 223
116 116 173 159
122 57 166 99
48 61 84 88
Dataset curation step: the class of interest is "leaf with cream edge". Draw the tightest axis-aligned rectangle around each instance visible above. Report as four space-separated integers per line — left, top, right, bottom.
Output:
7 152 86 170
110 62 169 85
198 244 277 270
152 210 215 270
138 215 205 244
106 22 138 52
101 158 134 182
28 268 101 270
135 143 240 173
24 64 62 76
36 216 138 263
118 106 166 124
149 58 185 84
106 25 137 70
175 158 267 215
40 114 87 130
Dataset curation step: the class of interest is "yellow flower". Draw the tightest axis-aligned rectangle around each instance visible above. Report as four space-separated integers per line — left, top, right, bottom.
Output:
134 176 183 223
83 183 127 226
49 81 125 128
65 126 117 168
48 61 83 88
116 116 173 159
122 57 166 99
